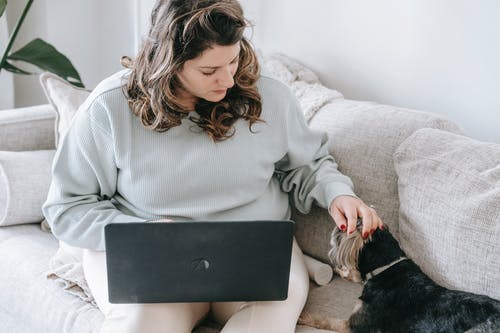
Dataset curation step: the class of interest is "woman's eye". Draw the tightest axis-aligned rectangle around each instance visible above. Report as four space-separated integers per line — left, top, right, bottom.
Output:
201 59 238 76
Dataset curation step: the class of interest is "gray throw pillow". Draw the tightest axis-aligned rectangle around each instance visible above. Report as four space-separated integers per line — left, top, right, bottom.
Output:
394 128 500 301
0 150 56 226
293 99 463 264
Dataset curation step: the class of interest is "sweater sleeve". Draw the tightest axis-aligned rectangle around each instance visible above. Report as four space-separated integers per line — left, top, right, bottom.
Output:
274 93 356 214
42 101 145 251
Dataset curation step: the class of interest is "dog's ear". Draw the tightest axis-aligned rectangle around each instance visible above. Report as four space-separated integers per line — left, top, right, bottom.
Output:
328 227 342 266
329 228 365 282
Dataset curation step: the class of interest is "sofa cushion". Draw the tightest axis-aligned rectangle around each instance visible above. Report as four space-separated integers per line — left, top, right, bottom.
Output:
39 72 91 146
394 128 500 301
0 150 55 226
304 277 362 321
293 98 464 264
0 224 103 333
0 104 56 151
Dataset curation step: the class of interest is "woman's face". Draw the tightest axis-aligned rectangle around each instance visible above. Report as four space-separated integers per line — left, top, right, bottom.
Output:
176 42 241 109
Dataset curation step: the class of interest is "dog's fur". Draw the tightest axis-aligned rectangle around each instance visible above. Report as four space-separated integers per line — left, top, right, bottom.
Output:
299 227 500 333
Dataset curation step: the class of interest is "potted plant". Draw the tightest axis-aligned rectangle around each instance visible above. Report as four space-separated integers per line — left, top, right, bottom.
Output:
0 0 84 88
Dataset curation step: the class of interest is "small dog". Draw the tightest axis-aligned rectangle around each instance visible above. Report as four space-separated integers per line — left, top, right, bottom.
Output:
299 225 500 333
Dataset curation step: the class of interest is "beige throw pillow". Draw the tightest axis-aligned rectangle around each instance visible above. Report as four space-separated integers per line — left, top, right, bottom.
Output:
394 128 500 301
39 72 91 146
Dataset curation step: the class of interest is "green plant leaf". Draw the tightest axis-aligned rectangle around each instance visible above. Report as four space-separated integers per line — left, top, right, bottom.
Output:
0 0 7 18
3 60 32 74
7 38 84 87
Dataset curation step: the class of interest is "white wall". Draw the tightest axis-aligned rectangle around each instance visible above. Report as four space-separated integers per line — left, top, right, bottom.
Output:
3 0 137 108
240 0 500 143
135 0 156 50
3 0 499 143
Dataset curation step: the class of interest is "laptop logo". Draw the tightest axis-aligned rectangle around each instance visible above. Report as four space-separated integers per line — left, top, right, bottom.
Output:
191 258 210 271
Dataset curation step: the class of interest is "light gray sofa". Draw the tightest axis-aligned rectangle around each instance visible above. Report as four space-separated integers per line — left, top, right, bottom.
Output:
1 94 499 333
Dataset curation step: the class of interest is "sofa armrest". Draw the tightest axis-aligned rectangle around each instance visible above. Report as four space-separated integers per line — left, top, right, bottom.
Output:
0 104 56 151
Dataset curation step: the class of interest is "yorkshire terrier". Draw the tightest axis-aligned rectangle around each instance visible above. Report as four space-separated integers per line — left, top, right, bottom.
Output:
299 224 500 333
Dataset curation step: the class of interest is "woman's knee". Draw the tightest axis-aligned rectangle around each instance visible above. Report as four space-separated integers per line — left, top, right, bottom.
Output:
287 270 309 307
288 243 310 307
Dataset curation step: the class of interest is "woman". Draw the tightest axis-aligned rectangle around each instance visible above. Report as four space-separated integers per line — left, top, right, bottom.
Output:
43 0 383 332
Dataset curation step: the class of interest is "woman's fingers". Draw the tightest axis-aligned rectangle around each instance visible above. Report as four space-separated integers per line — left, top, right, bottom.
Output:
357 206 374 238
331 207 347 232
345 207 358 235
330 196 385 236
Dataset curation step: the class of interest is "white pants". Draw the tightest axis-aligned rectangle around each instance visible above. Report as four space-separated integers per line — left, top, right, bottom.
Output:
83 239 309 333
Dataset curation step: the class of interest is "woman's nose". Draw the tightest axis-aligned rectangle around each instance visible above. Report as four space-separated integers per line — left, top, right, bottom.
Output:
217 66 235 88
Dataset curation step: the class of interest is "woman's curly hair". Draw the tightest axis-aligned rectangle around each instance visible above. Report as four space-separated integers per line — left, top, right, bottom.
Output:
122 0 262 141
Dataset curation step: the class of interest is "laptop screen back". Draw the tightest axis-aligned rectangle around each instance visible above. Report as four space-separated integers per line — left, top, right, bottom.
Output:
104 220 294 303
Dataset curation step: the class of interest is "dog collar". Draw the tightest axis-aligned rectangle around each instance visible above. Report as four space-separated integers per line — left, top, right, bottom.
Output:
365 257 408 280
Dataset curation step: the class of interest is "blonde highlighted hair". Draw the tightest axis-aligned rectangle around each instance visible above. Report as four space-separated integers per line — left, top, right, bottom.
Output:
123 0 262 141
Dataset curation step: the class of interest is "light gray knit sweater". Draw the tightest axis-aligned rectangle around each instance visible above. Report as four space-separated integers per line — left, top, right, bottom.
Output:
42 70 355 251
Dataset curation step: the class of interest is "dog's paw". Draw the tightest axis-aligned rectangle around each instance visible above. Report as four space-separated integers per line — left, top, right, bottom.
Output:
334 265 350 278
334 265 362 283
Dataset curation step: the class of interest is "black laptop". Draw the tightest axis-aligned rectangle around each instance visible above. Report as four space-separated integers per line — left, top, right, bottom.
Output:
104 220 294 303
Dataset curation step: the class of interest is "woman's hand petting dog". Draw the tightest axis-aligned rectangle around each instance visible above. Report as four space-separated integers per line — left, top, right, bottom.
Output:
329 195 384 238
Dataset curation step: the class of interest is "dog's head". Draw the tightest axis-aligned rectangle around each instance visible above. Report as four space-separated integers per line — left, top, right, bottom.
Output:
328 224 404 282
328 226 368 282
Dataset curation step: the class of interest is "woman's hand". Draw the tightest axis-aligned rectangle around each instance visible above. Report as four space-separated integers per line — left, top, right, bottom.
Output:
329 195 384 238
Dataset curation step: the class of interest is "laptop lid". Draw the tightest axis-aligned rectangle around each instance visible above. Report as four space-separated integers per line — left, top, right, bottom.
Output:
104 220 294 303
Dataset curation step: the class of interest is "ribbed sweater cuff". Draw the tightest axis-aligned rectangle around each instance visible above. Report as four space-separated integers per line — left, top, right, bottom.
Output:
323 182 358 214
